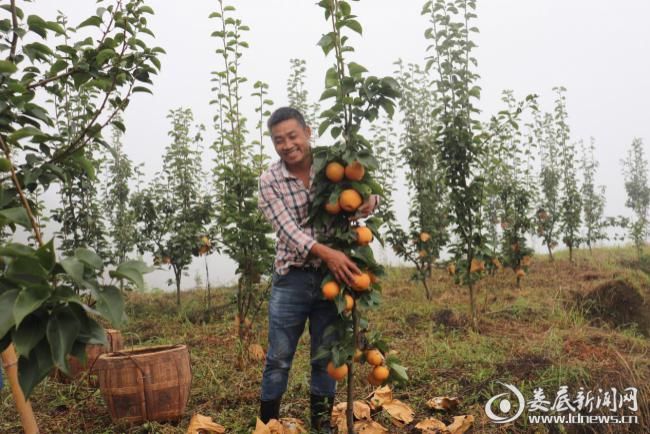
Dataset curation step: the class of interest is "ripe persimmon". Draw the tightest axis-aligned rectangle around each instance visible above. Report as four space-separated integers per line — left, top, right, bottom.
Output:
322 281 340 300
351 272 371 292
325 201 341 215
339 189 363 212
371 365 390 383
365 349 383 366
344 293 354 311
325 161 345 182
344 160 365 181
327 361 348 381
355 226 373 246
419 232 431 242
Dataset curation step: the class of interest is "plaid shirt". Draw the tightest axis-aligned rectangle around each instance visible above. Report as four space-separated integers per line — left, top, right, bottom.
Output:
258 160 322 275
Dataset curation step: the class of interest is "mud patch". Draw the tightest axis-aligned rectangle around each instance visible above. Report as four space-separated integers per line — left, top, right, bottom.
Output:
431 309 468 330
496 353 552 381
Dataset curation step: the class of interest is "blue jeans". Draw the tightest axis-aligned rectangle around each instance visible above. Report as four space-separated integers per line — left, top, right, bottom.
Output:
260 267 338 401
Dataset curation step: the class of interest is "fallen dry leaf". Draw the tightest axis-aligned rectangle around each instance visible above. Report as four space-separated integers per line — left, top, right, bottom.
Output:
331 403 348 433
426 396 460 412
266 419 284 434
248 343 266 361
253 418 271 434
383 399 414 425
415 417 448 433
280 418 307 433
366 385 393 409
446 415 474 434
186 413 226 434
354 419 388 434
330 401 372 431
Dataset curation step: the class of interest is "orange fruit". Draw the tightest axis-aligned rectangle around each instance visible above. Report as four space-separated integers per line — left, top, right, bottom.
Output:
371 365 390 383
325 161 345 183
418 249 427 258
327 361 348 381
368 272 378 284
353 349 363 363
344 294 354 311
419 232 431 242
325 201 341 215
516 268 526 278
198 245 209 255
355 226 373 246
344 161 365 181
365 349 383 366
339 189 363 212
470 258 485 273
367 372 382 386
351 272 371 292
322 281 340 300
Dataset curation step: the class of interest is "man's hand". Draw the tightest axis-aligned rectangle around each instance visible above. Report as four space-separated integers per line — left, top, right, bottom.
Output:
310 243 361 286
353 195 379 220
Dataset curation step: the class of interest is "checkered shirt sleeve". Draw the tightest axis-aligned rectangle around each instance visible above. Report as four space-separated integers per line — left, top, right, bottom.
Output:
258 161 319 274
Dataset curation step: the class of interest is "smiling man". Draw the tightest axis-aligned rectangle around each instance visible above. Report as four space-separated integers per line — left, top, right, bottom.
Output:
257 107 376 432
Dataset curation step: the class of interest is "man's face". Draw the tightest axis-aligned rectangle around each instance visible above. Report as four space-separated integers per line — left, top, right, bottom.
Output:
270 119 312 167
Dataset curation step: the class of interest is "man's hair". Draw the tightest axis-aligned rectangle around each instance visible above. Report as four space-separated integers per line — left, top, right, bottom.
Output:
267 107 308 132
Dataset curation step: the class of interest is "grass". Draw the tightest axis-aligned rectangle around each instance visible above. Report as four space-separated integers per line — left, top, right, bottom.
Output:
1 246 649 433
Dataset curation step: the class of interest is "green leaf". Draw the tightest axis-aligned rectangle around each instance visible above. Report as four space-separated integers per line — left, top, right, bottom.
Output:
95 48 115 66
91 285 124 326
0 60 17 74
13 285 51 327
109 260 151 290
0 207 31 228
317 33 335 55
0 289 19 338
18 338 53 399
74 248 103 270
388 361 409 382
5 257 48 284
77 16 102 29
60 257 86 287
348 62 367 77
35 239 56 272
46 307 81 375
0 243 37 258
344 19 362 35
27 15 47 38
69 303 106 345
13 314 46 357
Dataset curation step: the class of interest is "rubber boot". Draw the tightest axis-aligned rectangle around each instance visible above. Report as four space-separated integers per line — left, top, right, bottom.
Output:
260 397 281 424
310 394 335 433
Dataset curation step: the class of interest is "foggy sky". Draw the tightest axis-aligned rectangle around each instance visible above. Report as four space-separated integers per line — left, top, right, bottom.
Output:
26 1 650 290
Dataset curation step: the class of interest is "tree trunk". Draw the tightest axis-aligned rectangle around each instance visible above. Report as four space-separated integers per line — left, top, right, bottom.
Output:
2 345 39 434
547 243 554 261
346 307 359 433
175 268 182 306
205 256 211 317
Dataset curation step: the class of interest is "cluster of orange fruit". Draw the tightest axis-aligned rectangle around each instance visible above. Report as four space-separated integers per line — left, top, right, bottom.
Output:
324 161 366 214
326 348 390 385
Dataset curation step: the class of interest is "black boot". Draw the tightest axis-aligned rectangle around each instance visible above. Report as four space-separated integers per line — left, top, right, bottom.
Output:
260 397 281 424
310 394 335 434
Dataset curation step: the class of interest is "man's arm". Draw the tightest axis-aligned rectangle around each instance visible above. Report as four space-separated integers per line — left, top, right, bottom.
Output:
309 243 361 286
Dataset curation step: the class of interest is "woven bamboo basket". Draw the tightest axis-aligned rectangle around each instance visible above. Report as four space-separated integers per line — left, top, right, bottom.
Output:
70 328 124 376
51 328 123 382
96 344 191 424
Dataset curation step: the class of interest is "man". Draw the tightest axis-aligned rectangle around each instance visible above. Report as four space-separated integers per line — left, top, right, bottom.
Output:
258 107 376 432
